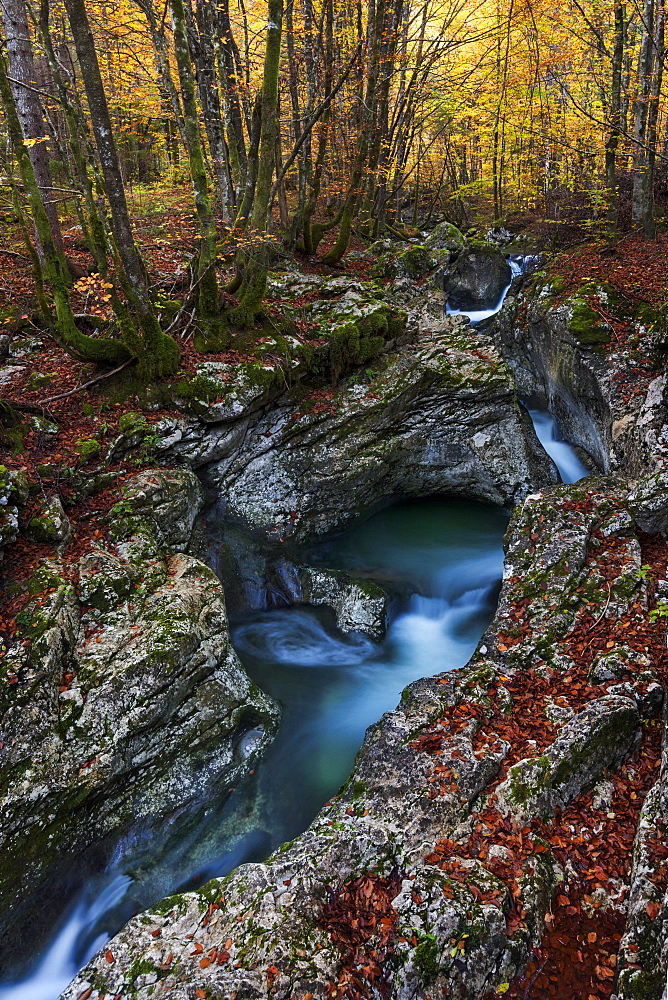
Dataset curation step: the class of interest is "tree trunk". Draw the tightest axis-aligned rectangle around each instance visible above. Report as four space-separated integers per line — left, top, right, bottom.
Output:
0 0 65 253
62 0 179 377
632 0 655 227
605 0 625 233
643 6 665 236
169 0 229 350
189 0 234 219
36 0 111 274
228 0 283 329
216 0 249 195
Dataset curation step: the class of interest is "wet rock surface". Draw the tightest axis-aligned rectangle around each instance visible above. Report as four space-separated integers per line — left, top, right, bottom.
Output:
160 318 555 542
62 477 666 1000
444 249 512 310
0 469 280 974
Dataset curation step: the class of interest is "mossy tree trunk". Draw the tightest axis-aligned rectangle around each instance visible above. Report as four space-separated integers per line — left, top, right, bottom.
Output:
227 0 283 329
37 0 111 275
169 0 230 351
0 0 65 258
62 0 179 377
0 51 129 364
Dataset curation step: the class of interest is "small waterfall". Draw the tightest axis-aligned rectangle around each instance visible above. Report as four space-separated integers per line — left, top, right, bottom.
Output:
527 409 590 484
0 876 131 1000
443 252 592 483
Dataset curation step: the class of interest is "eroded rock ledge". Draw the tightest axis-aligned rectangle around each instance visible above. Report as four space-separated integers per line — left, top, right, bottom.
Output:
152 306 556 541
0 469 280 973
61 477 668 1000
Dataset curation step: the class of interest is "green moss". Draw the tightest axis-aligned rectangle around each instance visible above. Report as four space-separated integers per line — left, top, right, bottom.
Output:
413 934 440 981
349 781 367 800
118 411 149 436
568 299 609 346
74 438 101 461
150 893 188 916
616 969 664 1000
128 957 161 983
24 372 55 390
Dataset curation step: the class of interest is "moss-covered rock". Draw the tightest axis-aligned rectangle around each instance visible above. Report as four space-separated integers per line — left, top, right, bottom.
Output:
74 437 101 462
206 323 555 542
0 464 28 554
616 780 668 1000
25 496 73 546
0 471 280 975
567 296 610 347
423 220 467 252
369 244 449 281
495 695 640 820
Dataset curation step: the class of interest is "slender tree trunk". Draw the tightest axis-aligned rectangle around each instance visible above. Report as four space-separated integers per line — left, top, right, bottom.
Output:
321 0 386 263
228 0 283 328
168 0 229 349
632 0 655 226
62 0 179 377
0 0 64 253
190 0 233 219
303 0 333 253
643 6 664 235
605 0 625 232
216 0 249 194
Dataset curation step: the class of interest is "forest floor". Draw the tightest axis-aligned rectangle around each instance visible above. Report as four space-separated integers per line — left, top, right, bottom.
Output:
2 195 668 998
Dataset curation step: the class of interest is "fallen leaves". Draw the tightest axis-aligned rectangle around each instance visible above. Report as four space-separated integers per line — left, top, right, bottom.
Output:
319 871 402 998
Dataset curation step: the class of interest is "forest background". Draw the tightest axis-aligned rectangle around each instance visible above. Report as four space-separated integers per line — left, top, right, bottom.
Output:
0 0 666 378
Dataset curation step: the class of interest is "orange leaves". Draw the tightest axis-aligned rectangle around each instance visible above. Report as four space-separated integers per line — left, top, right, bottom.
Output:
645 901 661 919
318 871 402 996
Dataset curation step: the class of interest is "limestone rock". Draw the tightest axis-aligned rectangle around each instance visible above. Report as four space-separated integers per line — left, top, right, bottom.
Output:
26 495 73 546
494 695 640 820
206 325 556 542
112 467 204 550
0 465 27 555
370 244 450 281
0 482 279 975
444 249 512 310
615 778 668 999
588 645 649 684
423 220 467 252
59 667 555 1000
628 470 668 534
299 565 388 638
60 479 656 1000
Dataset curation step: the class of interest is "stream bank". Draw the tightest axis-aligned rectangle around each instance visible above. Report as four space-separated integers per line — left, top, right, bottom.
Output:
2 223 668 1000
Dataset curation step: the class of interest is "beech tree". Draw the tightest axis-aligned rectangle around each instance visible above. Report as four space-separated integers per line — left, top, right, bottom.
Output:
3 0 668 380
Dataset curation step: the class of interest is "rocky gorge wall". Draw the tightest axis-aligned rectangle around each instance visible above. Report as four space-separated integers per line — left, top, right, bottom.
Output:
3 231 668 1000
57 250 668 1000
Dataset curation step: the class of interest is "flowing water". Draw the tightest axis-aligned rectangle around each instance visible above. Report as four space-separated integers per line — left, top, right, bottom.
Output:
0 498 508 999
528 409 590 484
444 250 590 483
1 251 591 999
